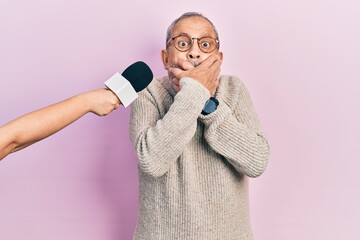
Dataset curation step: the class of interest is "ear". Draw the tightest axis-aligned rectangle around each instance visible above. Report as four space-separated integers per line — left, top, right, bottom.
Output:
161 49 169 68
217 51 223 61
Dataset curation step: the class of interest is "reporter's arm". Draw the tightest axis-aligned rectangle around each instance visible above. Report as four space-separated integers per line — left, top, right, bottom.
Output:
0 89 120 160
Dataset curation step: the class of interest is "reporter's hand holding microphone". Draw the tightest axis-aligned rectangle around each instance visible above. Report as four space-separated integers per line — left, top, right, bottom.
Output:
89 61 154 115
0 61 153 160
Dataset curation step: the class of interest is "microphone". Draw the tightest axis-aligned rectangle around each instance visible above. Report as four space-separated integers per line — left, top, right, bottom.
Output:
104 61 153 107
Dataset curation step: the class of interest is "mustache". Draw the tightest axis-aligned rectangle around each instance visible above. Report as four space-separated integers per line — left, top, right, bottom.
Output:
189 59 200 67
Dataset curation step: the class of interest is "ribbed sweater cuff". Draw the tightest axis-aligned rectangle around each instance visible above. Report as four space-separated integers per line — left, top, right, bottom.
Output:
177 77 211 110
198 101 232 126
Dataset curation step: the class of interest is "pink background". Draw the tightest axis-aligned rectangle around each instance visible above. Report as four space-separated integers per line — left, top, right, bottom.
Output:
1 0 359 239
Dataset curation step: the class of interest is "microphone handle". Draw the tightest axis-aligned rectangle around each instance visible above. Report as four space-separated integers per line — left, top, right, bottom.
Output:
104 73 138 108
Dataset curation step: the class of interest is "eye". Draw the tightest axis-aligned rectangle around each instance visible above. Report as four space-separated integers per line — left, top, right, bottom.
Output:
200 41 211 49
178 41 189 48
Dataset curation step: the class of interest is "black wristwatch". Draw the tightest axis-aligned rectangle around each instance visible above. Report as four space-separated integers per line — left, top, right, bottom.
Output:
201 97 219 115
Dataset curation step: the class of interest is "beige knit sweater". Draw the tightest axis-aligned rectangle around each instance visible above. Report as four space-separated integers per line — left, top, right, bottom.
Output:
129 75 270 240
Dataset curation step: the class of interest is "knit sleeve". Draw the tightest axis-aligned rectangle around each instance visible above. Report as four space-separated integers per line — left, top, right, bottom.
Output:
130 78 210 178
199 80 270 178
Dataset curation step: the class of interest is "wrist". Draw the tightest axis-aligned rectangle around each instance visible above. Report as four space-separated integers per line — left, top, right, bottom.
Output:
79 91 95 114
201 97 219 115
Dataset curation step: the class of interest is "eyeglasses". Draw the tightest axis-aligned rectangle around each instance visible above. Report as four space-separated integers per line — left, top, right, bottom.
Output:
167 34 220 53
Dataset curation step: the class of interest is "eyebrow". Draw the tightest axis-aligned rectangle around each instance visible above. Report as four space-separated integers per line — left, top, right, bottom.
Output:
175 32 215 38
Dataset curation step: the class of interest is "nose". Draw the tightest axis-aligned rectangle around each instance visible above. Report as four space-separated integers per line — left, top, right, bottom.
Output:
187 41 201 59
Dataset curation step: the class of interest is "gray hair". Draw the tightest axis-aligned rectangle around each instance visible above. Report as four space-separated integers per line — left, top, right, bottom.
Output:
166 12 219 48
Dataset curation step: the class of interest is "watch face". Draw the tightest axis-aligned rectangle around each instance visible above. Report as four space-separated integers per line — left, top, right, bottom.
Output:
202 97 219 115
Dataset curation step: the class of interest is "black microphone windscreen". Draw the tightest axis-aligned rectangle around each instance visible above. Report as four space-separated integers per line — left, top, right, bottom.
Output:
121 61 153 92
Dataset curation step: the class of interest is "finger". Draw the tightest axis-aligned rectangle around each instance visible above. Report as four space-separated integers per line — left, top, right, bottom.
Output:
210 58 222 69
208 60 222 77
213 67 221 79
172 78 180 85
169 67 184 79
211 62 221 73
199 55 220 68
177 59 195 70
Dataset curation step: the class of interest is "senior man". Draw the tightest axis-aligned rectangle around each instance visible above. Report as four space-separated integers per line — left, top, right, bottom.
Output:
130 12 270 240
